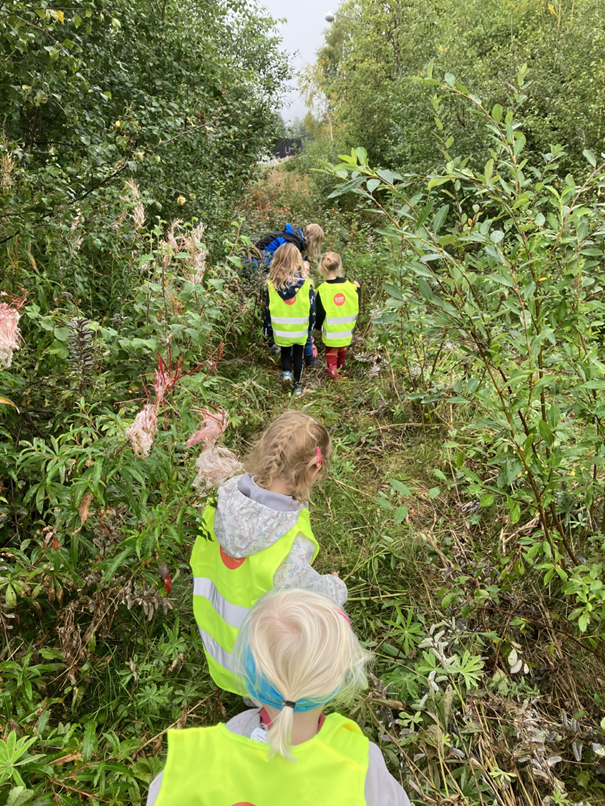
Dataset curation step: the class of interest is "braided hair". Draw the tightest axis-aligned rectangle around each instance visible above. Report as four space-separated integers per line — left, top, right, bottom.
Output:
245 412 332 502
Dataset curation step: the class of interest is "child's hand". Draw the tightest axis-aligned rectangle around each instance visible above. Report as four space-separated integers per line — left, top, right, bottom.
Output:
353 280 360 288
332 571 340 578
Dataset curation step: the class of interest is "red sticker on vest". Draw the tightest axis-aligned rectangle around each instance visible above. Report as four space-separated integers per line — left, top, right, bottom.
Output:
232 803 257 805
333 293 346 306
220 547 245 569
284 295 297 306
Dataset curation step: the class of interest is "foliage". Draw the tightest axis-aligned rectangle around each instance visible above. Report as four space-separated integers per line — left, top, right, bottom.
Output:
0 0 289 313
322 64 605 644
3 4 605 802
304 0 605 173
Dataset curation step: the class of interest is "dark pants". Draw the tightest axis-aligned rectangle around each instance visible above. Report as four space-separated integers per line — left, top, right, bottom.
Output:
281 344 304 384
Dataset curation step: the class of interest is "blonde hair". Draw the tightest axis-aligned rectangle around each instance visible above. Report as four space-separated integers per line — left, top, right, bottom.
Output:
235 589 371 760
303 224 325 262
319 251 343 278
268 243 305 292
245 412 332 502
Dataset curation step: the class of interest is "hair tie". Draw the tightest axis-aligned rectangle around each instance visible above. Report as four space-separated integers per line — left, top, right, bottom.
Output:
336 609 351 625
316 446 322 468
283 700 296 709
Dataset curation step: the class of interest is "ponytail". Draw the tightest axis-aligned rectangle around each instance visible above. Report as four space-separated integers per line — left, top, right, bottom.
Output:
267 703 295 760
234 589 372 761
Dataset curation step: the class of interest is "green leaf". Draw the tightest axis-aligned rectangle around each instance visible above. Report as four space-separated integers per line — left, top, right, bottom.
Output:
389 479 411 496
428 486 440 499
491 104 503 123
433 204 449 234
538 420 554 446
509 498 521 525
82 720 97 762
7 788 35 806
480 493 495 507
394 505 409 524
444 72 455 87
376 495 394 511
5 585 16 609
427 175 451 189
383 282 403 300
53 327 70 342
583 149 597 168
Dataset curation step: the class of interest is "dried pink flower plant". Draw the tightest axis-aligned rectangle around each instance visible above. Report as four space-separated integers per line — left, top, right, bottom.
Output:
126 403 158 457
0 292 26 370
126 348 210 456
186 408 229 447
192 444 243 492
188 407 242 491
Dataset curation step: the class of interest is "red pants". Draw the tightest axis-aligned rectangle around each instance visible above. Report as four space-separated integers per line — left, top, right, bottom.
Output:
325 346 348 378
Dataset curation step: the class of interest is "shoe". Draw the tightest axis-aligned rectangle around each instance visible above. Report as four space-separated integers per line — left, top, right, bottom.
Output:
281 371 293 390
304 355 317 367
291 384 303 396
326 367 338 380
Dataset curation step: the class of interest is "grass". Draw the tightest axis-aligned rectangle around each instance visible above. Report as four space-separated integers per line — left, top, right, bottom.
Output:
3 173 605 804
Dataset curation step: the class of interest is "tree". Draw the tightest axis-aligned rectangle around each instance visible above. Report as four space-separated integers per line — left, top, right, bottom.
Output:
306 0 605 173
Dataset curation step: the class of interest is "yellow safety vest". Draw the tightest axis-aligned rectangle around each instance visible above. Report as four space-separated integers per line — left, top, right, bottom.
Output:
317 281 359 347
191 503 318 694
268 279 312 347
155 713 369 806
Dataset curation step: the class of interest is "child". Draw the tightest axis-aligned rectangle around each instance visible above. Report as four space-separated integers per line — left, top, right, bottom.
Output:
253 222 325 269
146 589 412 806
264 243 315 395
190 412 347 695
315 251 360 379
254 224 324 367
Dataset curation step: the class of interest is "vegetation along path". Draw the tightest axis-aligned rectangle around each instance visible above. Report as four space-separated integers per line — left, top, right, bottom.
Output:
3 1 605 804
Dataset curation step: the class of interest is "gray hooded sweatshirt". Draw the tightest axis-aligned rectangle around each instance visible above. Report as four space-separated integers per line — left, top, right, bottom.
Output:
211 473 347 605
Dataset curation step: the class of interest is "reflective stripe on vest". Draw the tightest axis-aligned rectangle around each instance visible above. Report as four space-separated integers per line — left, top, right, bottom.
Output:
193 576 248 629
322 327 354 341
273 327 308 338
325 314 358 325
271 315 309 324
197 624 233 671
268 279 312 347
317 281 359 347
155 714 369 806
190 502 318 694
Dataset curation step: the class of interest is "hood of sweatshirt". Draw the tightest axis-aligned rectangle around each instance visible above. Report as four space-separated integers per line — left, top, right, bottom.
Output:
276 272 306 302
213 474 304 558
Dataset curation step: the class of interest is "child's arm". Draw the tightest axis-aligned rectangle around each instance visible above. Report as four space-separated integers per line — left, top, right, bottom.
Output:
315 292 325 331
262 286 273 342
274 536 348 605
308 285 316 332
366 744 413 805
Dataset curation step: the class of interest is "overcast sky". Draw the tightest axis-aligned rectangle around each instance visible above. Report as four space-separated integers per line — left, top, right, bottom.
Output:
261 0 332 122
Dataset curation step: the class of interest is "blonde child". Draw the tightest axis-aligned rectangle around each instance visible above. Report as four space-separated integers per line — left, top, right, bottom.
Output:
190 412 347 694
263 243 315 395
315 251 360 379
147 589 412 806
254 222 325 268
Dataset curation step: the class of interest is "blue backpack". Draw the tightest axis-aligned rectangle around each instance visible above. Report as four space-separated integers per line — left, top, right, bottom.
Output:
247 224 305 270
